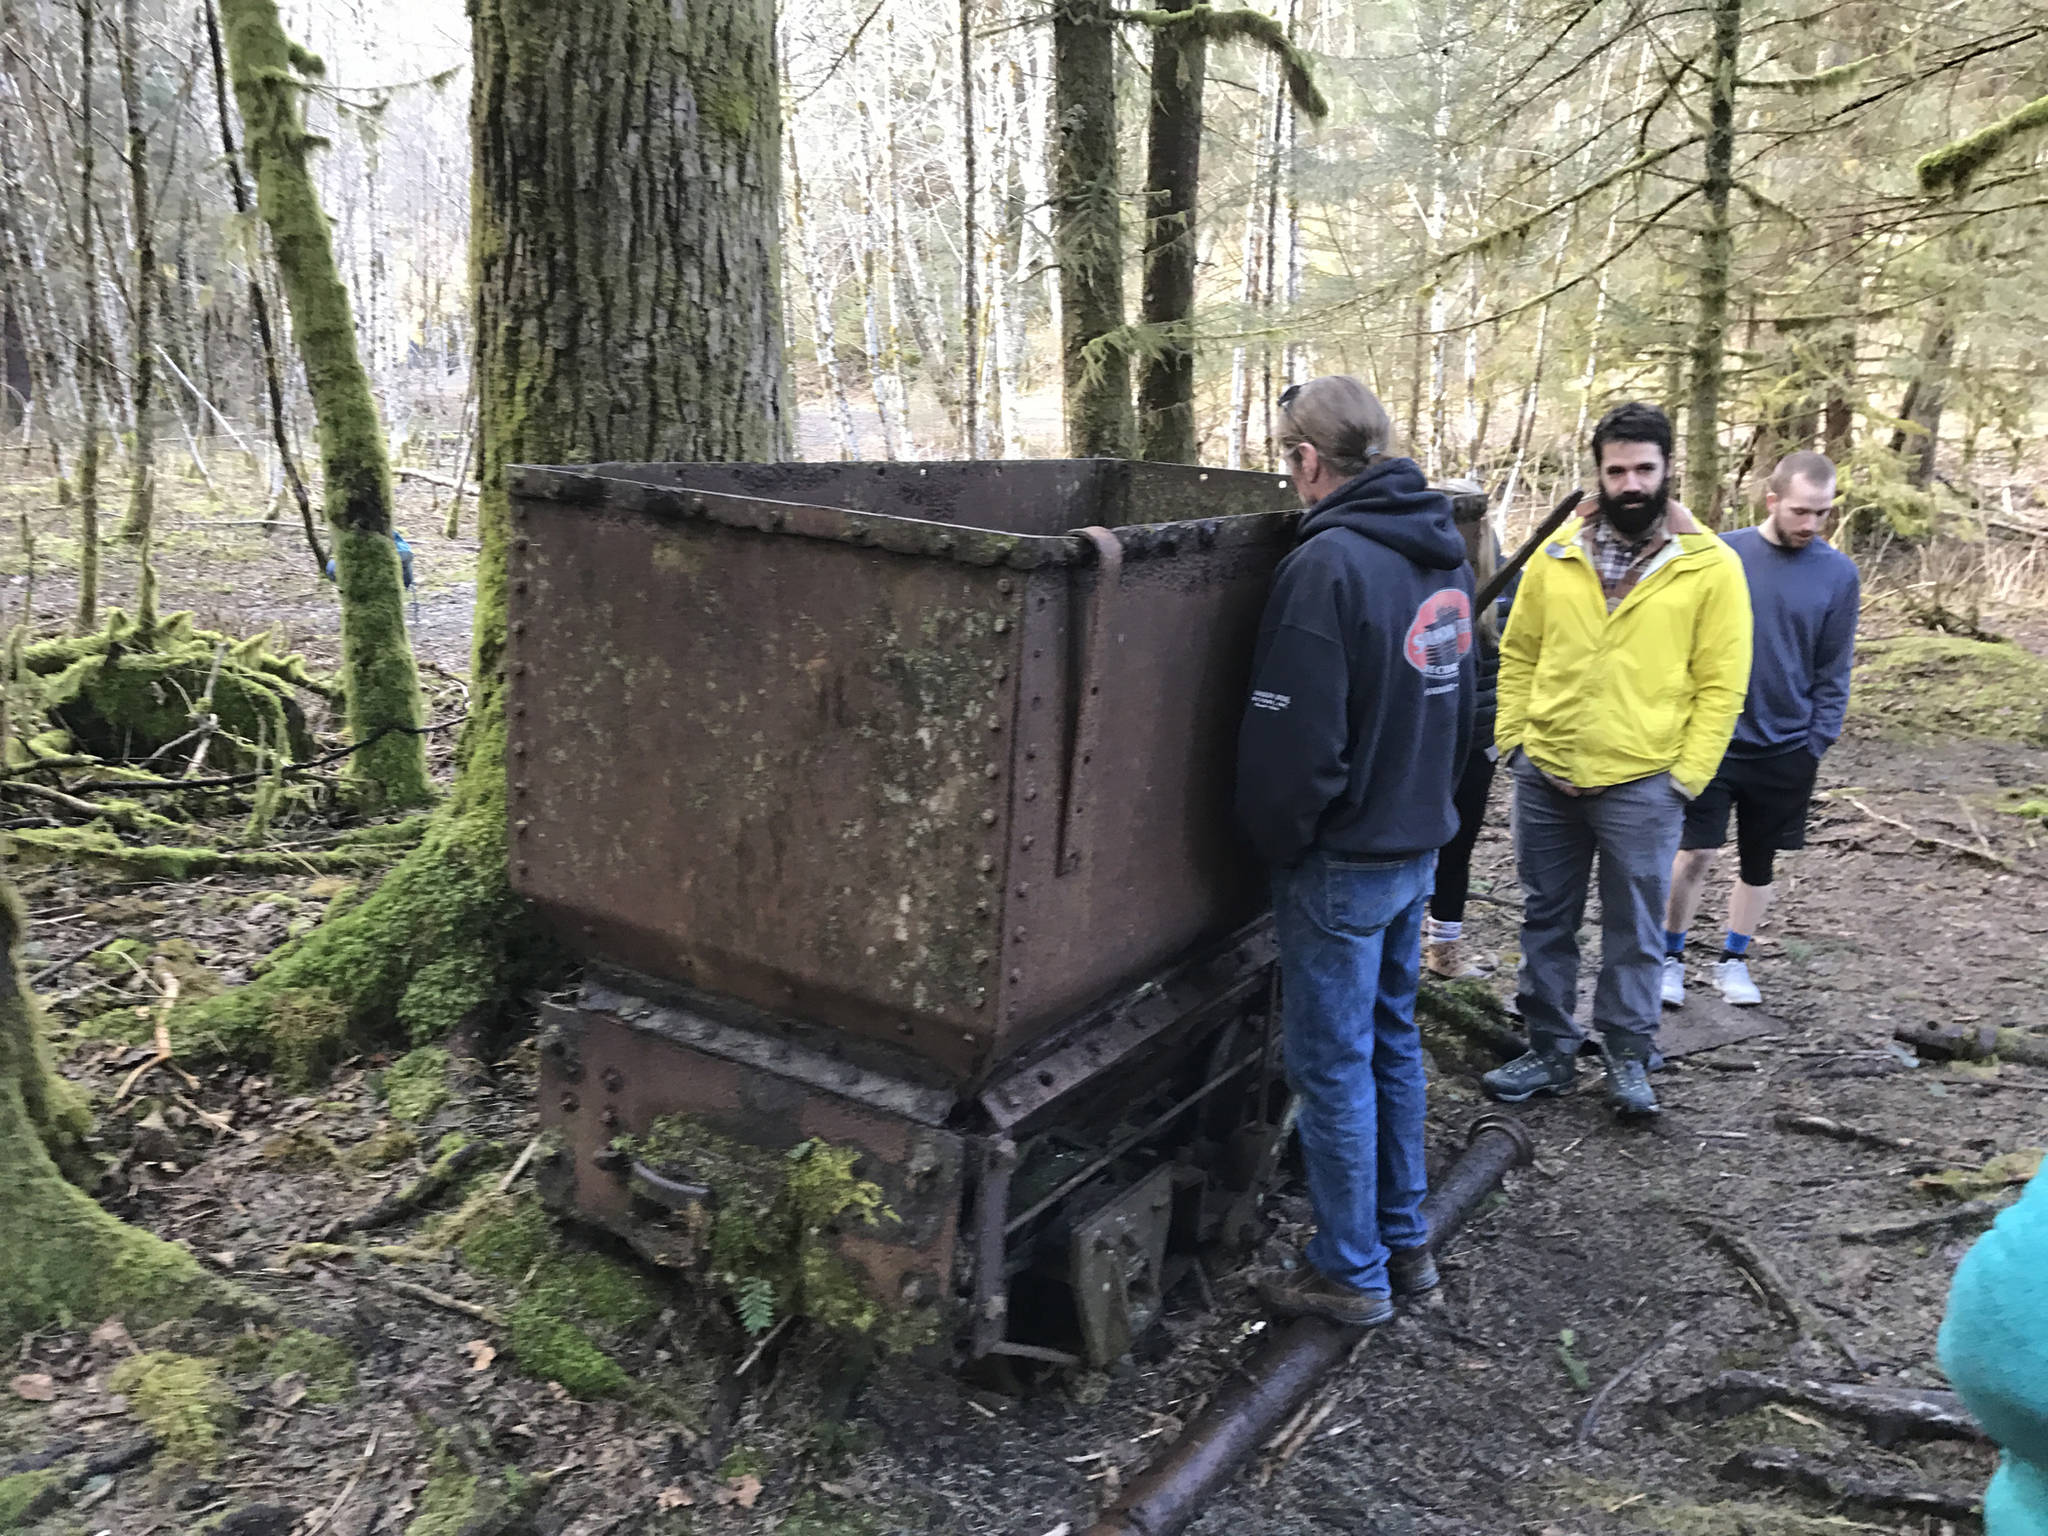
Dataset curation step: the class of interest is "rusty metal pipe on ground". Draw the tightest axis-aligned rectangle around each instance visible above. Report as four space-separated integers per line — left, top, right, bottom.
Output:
1083 1113 1537 1536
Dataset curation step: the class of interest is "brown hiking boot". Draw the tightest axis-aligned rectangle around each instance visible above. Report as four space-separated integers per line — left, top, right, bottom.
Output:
1387 1246 1440 1299
1254 1265 1394 1327
1424 937 1492 980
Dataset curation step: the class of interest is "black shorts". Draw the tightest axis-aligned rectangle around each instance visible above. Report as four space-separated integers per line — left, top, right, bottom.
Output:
1681 748 1819 886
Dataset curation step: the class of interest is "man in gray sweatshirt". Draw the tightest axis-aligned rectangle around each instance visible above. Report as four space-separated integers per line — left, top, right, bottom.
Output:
1662 450 1860 1008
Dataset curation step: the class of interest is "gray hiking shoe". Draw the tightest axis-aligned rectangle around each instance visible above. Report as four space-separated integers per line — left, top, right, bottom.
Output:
1255 1265 1395 1328
1603 1053 1661 1116
1481 1049 1579 1103
1660 955 1687 1008
1387 1246 1440 1299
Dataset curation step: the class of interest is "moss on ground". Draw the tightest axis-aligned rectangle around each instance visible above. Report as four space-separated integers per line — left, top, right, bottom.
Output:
260 1128 339 1168
381 1047 450 1122
404 1437 535 1536
1850 633 2048 744
451 1193 660 1399
261 1328 356 1403
108 1351 236 1470
344 1125 420 1170
0 1468 64 1529
7 825 407 881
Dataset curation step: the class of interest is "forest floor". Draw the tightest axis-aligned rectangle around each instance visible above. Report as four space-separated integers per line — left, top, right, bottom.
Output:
3 453 2046 1536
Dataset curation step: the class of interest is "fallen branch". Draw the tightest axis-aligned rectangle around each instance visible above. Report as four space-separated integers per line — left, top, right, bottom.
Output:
30 934 117 988
318 1140 490 1241
114 976 195 1101
375 1275 504 1328
1836 794 2016 872
1771 1111 1934 1155
1577 1317 1692 1445
394 466 478 491
1718 1444 1980 1523
1688 1217 1868 1372
299 1428 379 1536
1837 1200 2009 1244
1669 1370 1984 1445
497 1135 543 1194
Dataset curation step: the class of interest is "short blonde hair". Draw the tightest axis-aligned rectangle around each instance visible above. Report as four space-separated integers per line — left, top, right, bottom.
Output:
1278 376 1394 478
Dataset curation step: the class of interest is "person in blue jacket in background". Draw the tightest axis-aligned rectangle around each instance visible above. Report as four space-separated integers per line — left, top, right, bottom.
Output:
324 532 416 620
1941 1163 2048 1533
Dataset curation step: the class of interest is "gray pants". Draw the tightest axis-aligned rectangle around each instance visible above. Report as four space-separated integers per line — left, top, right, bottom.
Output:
1511 756 1686 1063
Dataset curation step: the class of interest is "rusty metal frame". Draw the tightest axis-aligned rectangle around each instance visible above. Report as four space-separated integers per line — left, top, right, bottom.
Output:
1059 526 1123 877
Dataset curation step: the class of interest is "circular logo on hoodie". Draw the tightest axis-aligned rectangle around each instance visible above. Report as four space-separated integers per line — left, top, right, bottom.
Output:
1404 589 1474 680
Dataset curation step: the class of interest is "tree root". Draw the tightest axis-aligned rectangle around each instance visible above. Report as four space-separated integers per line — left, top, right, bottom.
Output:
1836 1199 2011 1244
1718 1444 1981 1523
318 1139 490 1242
1687 1217 1869 1372
1669 1369 1985 1445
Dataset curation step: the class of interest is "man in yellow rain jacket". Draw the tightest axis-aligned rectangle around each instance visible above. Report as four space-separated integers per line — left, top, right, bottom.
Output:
1484 402 1752 1117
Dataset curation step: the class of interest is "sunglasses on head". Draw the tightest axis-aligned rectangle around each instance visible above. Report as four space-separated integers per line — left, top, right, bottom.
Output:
1278 383 1303 409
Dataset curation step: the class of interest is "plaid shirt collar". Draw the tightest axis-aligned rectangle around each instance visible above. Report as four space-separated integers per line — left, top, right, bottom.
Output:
1583 511 1671 610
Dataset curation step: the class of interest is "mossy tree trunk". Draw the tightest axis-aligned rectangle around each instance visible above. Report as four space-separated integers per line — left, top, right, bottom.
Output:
1683 0 1740 523
0 873 214 1342
1136 21 1204 464
1052 0 1133 459
217 0 431 810
181 0 785 1070
75 0 102 633
1889 314 1956 490
115 0 157 552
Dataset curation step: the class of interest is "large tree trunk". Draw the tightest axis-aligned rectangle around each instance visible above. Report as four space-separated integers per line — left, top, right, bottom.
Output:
1 874 214 1341
182 0 784 1068
1051 0 1132 458
218 0 431 809
1684 0 1740 522
1135 21 1204 463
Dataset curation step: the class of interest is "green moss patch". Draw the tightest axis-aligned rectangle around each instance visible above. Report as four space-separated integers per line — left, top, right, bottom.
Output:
404 1438 534 1536
261 1329 356 1403
452 1193 659 1398
381 1047 451 1122
108 1351 236 1470
0 1469 64 1529
344 1125 421 1170
629 1119 933 1350
1850 634 2048 744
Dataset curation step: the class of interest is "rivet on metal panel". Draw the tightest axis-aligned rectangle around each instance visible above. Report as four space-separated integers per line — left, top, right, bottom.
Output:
997 578 1014 595
515 861 529 876
984 763 1001 779
558 1091 579 1112
514 819 529 835
514 703 527 717
971 990 986 1010
1024 787 1037 802
514 783 528 797
1008 969 1022 984
897 1022 914 1035
513 580 528 595
1024 745 1037 760
977 855 996 874
1031 648 1043 659
974 899 991 916
690 497 708 513
512 743 526 757
988 718 1003 732
601 1066 624 1093
600 1107 620 1130
512 663 527 676
993 617 1009 634
1021 835 1035 850
1012 927 1026 942
1015 883 1030 898
1036 596 1047 609
582 924 596 937
512 620 526 636
980 810 997 826
994 664 1009 681
513 537 529 552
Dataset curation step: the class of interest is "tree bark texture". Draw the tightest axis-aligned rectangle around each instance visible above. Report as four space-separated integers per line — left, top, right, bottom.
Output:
1052 0 1131 458
1136 22 1204 464
1890 316 1956 490
75 0 102 633
218 0 431 809
1684 0 1740 522
114 0 156 564
183 0 786 1066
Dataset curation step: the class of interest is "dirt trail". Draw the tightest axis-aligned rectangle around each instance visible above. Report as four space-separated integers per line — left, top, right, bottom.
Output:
3 469 2043 1535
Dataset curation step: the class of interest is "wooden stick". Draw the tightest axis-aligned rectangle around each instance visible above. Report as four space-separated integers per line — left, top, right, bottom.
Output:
1835 794 2016 873
299 1428 379 1536
497 1135 543 1194
1772 1111 1930 1155
1837 1200 2009 1245
1689 1217 1868 1372
377 1276 503 1327
114 974 190 1100
1577 1318 1691 1445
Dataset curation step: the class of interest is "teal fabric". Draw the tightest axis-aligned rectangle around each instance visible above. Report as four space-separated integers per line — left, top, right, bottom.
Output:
1940 1165 2048 1534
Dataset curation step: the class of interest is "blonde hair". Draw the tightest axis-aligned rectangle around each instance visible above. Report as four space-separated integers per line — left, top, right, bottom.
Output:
1450 491 1501 643
1277 376 1393 479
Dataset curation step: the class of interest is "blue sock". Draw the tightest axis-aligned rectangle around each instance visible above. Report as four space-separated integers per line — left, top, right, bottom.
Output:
1664 929 1687 957
1723 931 1752 958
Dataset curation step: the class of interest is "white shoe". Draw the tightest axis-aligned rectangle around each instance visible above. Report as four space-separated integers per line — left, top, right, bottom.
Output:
1714 957 1762 1007
1660 955 1687 1009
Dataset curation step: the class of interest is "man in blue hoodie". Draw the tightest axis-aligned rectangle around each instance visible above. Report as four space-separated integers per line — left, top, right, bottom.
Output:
1237 375 1477 1328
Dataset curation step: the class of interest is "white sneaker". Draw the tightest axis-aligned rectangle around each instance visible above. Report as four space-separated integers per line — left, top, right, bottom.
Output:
1660 955 1687 1009
1714 957 1762 1007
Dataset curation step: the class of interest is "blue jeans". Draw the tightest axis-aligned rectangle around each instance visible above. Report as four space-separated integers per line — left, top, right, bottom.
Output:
1271 849 1435 1293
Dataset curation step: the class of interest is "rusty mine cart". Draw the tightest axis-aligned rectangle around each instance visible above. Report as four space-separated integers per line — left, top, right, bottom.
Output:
507 460 1487 1370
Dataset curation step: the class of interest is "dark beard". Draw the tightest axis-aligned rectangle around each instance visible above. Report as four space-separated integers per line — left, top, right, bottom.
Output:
1598 479 1669 539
